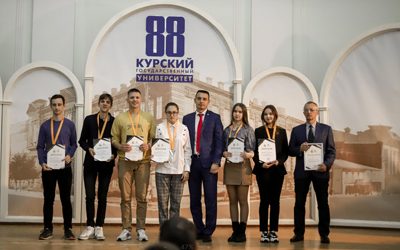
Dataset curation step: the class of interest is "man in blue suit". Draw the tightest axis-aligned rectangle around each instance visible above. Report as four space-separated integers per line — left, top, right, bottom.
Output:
182 90 223 242
288 101 336 244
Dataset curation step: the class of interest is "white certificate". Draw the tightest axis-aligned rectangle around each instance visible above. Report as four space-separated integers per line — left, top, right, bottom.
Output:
125 135 144 161
93 138 112 162
227 138 245 163
304 143 323 171
151 139 170 163
47 144 65 170
258 139 276 163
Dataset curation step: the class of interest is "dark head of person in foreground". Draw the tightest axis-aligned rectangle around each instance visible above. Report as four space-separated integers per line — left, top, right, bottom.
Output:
159 217 197 250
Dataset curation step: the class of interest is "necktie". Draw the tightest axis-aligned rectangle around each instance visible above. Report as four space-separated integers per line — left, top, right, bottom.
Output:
196 113 204 153
308 125 315 143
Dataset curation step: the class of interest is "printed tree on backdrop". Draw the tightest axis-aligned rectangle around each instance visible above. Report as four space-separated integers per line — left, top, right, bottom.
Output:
9 153 39 190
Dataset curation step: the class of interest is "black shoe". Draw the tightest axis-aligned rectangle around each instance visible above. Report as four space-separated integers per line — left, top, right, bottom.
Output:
202 235 212 242
290 235 304 242
234 222 246 242
196 233 203 240
64 229 76 240
228 221 239 242
320 236 330 244
39 228 53 240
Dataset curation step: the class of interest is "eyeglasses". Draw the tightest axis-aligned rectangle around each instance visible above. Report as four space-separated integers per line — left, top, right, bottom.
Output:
166 111 179 115
304 109 318 112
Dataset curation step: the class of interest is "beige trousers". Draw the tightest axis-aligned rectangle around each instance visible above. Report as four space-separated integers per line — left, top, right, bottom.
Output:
118 160 150 230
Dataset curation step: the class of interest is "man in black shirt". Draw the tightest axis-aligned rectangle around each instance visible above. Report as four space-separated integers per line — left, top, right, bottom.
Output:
78 93 117 240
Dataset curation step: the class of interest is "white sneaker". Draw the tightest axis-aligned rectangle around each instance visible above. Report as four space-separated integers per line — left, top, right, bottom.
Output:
137 229 148 241
78 226 95 240
260 231 269 243
269 231 279 243
117 229 132 241
94 226 105 240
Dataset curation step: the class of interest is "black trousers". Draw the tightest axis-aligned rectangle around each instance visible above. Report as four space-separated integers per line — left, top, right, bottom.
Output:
83 164 113 227
42 167 73 230
294 175 330 237
256 171 284 232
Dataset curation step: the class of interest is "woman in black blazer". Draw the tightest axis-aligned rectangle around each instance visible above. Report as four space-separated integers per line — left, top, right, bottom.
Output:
253 104 289 243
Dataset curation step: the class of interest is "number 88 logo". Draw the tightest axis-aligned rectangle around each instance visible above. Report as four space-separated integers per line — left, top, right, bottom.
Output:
146 16 185 57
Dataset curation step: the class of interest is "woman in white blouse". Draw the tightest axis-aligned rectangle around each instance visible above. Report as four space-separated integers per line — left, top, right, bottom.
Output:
154 102 192 226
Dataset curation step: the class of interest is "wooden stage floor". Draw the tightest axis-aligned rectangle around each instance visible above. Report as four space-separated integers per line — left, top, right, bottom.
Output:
1 224 399 250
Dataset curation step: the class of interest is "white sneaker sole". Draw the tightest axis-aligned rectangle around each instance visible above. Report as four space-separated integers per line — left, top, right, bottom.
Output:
117 236 132 241
78 235 95 240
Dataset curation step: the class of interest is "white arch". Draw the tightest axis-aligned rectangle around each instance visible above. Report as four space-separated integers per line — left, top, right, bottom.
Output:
320 23 400 123
0 61 84 222
320 23 400 229
243 67 318 106
3 61 83 102
84 0 243 115
243 67 319 225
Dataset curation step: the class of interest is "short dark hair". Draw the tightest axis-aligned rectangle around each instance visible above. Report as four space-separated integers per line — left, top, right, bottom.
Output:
127 88 141 96
159 217 197 250
99 93 113 105
50 94 65 105
230 103 249 126
261 104 278 125
165 102 179 112
195 89 210 98
304 101 318 108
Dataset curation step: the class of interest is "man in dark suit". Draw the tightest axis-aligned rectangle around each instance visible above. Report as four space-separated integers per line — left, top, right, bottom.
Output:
182 90 223 242
288 101 336 244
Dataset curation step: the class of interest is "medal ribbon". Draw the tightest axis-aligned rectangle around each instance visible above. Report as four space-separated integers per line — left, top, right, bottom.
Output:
228 123 243 139
97 113 108 139
51 117 64 145
128 111 140 136
167 121 179 150
265 125 276 140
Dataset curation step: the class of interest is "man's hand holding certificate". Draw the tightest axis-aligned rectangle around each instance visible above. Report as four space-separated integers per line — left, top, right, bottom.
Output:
93 138 112 161
125 135 144 161
304 143 323 171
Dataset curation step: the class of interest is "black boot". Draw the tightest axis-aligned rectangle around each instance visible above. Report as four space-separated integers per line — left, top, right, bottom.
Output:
228 221 239 242
234 222 247 242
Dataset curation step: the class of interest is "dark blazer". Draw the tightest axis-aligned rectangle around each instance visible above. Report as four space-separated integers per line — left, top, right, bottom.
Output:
253 126 289 176
79 113 117 167
183 110 223 168
288 122 336 179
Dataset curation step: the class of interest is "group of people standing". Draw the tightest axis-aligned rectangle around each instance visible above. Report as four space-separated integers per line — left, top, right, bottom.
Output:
36 88 335 245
